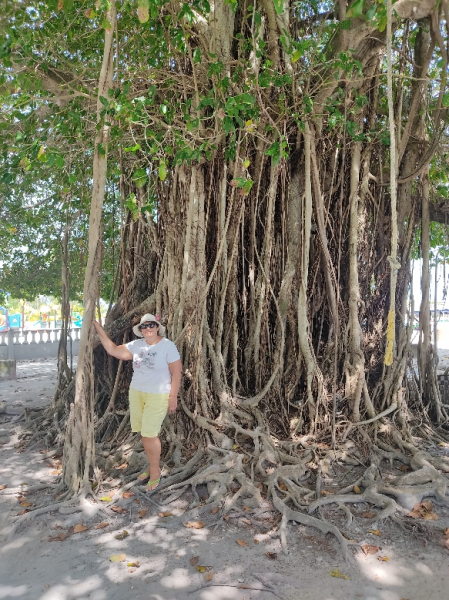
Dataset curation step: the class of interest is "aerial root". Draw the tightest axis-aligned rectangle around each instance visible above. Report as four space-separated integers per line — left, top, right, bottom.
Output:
271 488 349 559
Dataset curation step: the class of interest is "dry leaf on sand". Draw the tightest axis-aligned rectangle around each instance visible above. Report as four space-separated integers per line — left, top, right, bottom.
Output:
73 524 88 533
205 572 212 581
330 569 350 580
0 485 7 490
354 485 362 494
17 509 30 516
128 567 137 573
360 511 376 518
115 531 129 540
407 501 438 521
122 491 134 499
210 507 219 515
361 544 381 555
111 506 127 514
378 556 389 561
47 532 70 542
368 529 381 536
127 562 140 568
236 539 247 547
115 463 128 470
190 556 199 567
19 501 33 507
139 509 147 519
265 552 277 560
95 522 109 529
184 521 205 529
159 511 172 517
109 554 126 562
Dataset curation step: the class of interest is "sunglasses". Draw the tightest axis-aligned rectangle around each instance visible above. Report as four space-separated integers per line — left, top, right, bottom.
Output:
139 322 158 330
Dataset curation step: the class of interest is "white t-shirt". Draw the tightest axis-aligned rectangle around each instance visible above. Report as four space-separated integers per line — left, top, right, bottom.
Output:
125 338 180 394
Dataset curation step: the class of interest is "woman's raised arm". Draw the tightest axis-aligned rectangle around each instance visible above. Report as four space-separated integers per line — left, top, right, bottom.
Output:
93 320 133 361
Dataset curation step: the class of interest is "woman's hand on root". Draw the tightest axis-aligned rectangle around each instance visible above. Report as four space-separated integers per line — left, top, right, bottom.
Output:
92 320 102 333
168 397 178 414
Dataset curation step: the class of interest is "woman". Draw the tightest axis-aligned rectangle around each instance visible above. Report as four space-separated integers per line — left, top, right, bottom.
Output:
93 313 182 491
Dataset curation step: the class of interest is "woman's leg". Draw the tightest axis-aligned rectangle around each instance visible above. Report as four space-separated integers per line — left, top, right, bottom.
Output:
141 435 161 489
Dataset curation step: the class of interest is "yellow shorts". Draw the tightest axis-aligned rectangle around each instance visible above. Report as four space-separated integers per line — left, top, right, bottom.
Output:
129 388 169 438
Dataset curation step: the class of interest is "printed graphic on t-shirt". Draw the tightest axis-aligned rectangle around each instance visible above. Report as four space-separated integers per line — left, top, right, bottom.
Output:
134 347 157 370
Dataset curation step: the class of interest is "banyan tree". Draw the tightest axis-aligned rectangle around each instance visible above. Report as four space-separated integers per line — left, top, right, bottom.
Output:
2 0 449 550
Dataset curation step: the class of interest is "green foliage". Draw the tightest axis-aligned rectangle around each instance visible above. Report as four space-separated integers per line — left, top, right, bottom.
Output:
0 0 448 308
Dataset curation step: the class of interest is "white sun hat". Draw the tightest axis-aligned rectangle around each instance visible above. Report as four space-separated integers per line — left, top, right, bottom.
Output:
132 313 166 338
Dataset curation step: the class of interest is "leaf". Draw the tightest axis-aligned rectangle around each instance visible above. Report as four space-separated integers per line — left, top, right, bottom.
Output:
368 529 381 536
265 552 277 560
127 561 140 567
37 145 46 159
115 530 129 540
353 485 361 494
254 538 260 544
139 509 147 518
122 491 134 498
205 572 212 581
95 522 109 529
407 501 438 521
190 556 199 566
196 565 206 573
132 0 149 22
279 482 287 491
115 463 128 470
184 521 205 529
378 556 389 561
236 539 247 546
361 544 381 555
99 496 113 502
17 509 30 515
330 568 350 580
20 501 32 507
47 532 70 542
193 48 202 64
109 554 126 562
245 119 255 132
346 0 365 19
111 506 127 514
0 485 7 490
159 511 172 517
360 511 376 518
128 567 136 573
73 524 88 533
210 507 219 515
50 470 62 475
159 162 167 181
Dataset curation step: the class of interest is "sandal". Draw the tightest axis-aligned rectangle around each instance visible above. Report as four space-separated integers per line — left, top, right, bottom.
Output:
137 471 150 482
146 478 160 492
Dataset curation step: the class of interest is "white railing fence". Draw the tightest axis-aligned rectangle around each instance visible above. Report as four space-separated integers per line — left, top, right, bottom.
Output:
0 328 80 361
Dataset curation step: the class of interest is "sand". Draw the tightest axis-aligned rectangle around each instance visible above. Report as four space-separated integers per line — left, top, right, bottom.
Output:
0 358 448 600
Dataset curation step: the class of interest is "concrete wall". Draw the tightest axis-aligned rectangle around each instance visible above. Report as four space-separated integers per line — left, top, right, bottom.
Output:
0 328 79 361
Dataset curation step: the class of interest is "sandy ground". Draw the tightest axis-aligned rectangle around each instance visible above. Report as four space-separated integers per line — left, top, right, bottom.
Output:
0 359 448 600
